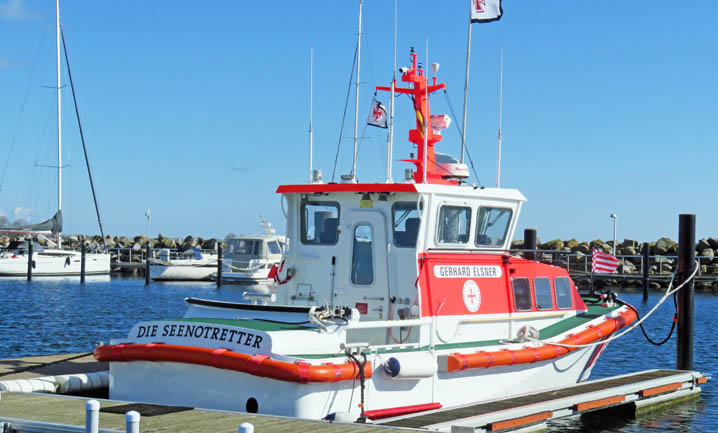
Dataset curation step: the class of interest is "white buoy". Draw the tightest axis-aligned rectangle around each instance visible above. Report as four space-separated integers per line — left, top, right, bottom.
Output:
238 422 254 433
125 411 140 433
85 400 99 433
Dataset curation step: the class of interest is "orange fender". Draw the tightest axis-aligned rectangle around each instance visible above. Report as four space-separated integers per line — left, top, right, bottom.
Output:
94 343 372 384
445 307 637 372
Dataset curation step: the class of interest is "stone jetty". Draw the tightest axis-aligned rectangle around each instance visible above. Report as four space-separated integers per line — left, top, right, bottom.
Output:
511 236 718 291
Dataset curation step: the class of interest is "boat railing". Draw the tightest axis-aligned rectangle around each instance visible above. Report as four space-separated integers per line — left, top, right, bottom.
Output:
509 248 718 284
345 317 432 330
108 247 218 265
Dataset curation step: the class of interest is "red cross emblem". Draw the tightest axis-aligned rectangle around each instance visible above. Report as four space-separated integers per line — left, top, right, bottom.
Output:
372 105 383 121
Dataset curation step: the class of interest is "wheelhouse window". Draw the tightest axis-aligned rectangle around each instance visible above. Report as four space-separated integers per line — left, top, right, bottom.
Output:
267 240 282 255
437 205 471 245
475 207 513 247
554 277 574 309
226 239 263 260
511 277 533 311
534 277 554 310
301 201 339 245
351 224 374 285
392 202 422 248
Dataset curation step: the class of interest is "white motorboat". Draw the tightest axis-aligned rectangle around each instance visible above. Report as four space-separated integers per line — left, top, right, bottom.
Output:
213 217 285 284
150 248 218 281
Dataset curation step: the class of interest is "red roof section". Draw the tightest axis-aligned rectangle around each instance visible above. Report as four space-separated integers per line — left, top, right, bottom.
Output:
276 183 419 194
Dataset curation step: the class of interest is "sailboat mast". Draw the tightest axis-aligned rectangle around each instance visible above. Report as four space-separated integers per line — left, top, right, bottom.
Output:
309 46 313 184
55 0 62 248
385 0 396 184
351 0 363 182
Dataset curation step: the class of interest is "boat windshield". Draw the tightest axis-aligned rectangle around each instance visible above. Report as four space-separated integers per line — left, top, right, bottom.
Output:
475 207 513 247
227 239 263 260
267 240 281 255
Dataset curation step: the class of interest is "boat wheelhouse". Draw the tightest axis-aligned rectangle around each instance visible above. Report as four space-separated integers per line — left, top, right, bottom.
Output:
97 48 636 421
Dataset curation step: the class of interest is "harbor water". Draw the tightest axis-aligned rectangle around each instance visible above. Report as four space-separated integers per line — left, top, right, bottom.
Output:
0 277 715 432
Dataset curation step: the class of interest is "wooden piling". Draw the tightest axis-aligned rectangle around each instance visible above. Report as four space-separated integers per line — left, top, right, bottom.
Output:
27 238 33 281
524 228 537 261
676 214 695 370
217 243 223 288
80 240 86 283
145 242 151 286
643 242 651 301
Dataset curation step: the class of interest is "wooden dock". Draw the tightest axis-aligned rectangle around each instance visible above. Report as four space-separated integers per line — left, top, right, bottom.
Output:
0 392 418 433
0 352 106 381
0 354 709 433
377 369 708 432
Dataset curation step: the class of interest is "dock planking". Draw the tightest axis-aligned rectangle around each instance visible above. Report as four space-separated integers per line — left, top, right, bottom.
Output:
0 353 106 381
378 369 706 431
0 392 422 433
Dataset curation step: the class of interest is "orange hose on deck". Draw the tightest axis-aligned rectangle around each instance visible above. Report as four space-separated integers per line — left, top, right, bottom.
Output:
94 343 372 384
444 307 637 372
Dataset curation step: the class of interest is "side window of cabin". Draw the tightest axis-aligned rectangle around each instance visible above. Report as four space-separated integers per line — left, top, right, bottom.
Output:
351 224 374 285
301 201 340 245
437 205 471 245
267 240 281 255
392 202 422 248
554 277 574 309
534 277 553 310
475 207 513 247
511 277 533 311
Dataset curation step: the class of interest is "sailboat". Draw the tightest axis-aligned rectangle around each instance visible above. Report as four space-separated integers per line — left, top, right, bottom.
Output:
0 0 110 276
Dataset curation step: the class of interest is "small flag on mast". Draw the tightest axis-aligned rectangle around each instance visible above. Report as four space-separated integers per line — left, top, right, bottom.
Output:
592 249 619 274
366 98 388 128
470 0 503 23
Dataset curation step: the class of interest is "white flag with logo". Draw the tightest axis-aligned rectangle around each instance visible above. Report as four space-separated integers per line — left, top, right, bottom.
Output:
470 0 503 23
366 98 388 128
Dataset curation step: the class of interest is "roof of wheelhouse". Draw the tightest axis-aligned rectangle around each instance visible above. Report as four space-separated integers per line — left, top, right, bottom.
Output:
276 183 527 202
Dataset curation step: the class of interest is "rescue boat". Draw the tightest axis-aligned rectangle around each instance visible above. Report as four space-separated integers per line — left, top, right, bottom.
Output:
96 49 637 421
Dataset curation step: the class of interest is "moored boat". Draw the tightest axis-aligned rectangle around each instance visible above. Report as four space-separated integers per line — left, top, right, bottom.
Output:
96 47 637 421
150 248 218 281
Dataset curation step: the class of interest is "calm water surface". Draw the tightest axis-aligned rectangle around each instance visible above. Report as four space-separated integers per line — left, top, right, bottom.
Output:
0 278 715 431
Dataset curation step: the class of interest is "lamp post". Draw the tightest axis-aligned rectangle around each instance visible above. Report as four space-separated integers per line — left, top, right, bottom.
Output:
145 208 151 241
610 213 617 257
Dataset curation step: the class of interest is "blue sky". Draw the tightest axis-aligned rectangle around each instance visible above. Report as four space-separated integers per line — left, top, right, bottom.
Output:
0 0 716 244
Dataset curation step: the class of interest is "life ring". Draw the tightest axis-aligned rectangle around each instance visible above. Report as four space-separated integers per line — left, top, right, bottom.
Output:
273 258 294 284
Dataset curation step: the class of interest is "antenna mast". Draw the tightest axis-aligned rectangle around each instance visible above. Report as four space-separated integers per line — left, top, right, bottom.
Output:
309 46 313 183
460 2 472 164
496 48 503 188
351 0 363 182
385 0 397 183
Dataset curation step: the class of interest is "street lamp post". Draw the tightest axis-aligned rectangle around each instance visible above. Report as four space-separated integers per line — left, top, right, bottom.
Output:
610 213 618 256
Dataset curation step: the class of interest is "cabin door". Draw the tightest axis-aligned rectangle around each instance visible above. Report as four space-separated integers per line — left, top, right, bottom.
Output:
332 210 389 321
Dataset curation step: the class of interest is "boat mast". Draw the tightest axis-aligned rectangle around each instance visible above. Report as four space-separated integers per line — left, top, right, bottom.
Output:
460 1 472 165
385 0 397 184
423 36 428 184
351 0 363 182
496 48 503 188
55 0 62 248
309 46 313 184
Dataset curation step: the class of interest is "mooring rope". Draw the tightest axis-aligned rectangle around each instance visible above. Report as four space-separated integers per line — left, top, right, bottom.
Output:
530 260 699 349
